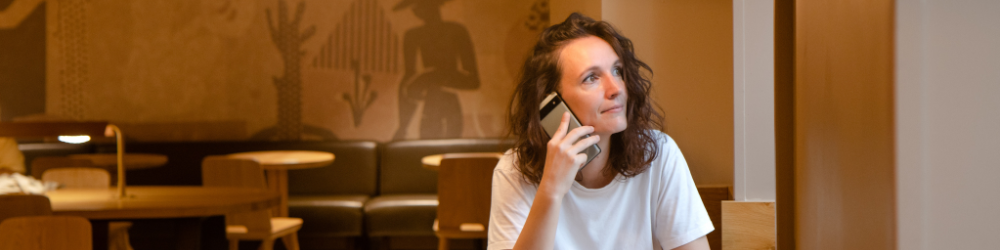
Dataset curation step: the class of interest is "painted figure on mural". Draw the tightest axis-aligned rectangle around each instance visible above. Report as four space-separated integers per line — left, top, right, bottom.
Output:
392 0 480 139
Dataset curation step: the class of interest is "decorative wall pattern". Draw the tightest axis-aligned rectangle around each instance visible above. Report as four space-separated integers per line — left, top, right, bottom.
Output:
0 0 545 142
314 0 400 128
54 0 89 119
312 0 398 73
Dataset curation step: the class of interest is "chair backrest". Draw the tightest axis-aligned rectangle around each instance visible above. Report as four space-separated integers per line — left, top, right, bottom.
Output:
0 215 92 250
42 167 110 188
436 153 503 233
0 195 52 223
30 157 96 179
201 156 271 232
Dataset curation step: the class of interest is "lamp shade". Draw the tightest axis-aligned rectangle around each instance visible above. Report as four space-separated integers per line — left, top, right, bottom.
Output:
0 122 109 137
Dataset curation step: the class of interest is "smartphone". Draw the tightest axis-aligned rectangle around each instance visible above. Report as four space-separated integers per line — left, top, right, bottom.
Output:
539 92 602 168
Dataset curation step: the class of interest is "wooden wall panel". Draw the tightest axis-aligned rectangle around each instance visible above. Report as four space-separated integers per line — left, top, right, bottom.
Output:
794 0 896 249
722 201 776 250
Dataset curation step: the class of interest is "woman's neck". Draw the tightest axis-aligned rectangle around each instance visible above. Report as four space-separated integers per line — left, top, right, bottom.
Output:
574 133 615 189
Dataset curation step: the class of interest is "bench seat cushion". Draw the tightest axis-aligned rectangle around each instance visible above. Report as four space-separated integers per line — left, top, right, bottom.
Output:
364 194 438 237
289 195 368 237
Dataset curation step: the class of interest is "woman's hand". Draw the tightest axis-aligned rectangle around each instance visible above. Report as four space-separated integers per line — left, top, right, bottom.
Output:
538 112 601 199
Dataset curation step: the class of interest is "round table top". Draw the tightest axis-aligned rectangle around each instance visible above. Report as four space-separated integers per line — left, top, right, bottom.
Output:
421 152 504 171
68 153 168 170
47 186 280 220
227 150 335 170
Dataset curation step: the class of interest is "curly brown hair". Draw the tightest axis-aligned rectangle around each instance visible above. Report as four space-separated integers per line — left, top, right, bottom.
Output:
506 13 664 185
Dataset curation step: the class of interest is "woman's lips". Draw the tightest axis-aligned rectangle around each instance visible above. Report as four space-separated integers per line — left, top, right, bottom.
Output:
601 105 623 114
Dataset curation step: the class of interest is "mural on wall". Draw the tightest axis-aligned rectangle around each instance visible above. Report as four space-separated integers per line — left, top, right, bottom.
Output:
311 0 399 128
251 0 337 141
0 0 46 121
392 0 479 139
1 0 545 142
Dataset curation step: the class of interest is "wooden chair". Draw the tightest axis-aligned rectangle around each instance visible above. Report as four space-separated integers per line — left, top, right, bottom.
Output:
42 167 132 250
434 153 503 250
0 194 52 222
0 215 93 250
202 156 302 250
42 167 111 188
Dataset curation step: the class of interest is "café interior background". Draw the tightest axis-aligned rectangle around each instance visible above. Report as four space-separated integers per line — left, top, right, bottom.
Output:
0 0 550 142
2 0 736 188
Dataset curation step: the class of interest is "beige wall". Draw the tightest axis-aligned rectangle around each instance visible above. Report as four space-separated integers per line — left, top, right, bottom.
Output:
550 0 601 22
597 0 735 187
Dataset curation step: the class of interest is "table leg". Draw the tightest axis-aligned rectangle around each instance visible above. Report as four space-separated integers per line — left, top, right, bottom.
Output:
92 220 109 250
175 218 202 250
266 169 289 217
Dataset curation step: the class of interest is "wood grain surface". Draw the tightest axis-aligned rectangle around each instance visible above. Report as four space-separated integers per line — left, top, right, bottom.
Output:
47 186 280 220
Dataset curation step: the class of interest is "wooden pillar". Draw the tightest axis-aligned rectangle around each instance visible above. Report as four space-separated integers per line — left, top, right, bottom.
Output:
794 0 896 249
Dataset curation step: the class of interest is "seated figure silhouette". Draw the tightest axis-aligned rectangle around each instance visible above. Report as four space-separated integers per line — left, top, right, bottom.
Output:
393 0 480 139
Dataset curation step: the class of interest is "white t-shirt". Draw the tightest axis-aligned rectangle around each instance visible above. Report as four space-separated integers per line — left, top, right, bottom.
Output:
487 131 714 250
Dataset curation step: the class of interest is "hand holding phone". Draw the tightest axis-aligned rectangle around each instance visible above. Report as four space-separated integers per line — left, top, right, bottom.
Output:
539 92 602 168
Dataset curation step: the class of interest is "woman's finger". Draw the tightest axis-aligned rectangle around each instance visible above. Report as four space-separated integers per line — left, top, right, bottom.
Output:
573 153 589 168
563 125 595 145
568 134 600 154
550 112 571 142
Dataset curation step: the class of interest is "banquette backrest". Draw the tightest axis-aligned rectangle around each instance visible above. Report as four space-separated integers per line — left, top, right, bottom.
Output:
378 138 514 195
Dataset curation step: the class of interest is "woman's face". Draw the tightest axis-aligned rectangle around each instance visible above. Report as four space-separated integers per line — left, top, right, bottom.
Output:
556 35 628 136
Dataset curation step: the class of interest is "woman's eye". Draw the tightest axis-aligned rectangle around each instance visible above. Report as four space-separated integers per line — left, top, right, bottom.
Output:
583 74 598 83
613 66 623 77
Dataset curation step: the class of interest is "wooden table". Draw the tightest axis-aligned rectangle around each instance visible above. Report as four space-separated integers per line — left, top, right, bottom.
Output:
421 152 504 171
48 186 280 250
68 153 168 170
227 150 334 216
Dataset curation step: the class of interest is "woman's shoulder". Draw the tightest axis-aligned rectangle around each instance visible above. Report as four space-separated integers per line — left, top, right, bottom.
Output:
494 149 537 188
643 130 685 172
646 130 679 152
495 149 521 174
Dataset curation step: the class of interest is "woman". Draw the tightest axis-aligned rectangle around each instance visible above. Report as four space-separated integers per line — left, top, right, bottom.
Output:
489 13 713 250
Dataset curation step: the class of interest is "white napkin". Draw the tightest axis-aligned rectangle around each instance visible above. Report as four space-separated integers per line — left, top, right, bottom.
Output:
0 173 58 195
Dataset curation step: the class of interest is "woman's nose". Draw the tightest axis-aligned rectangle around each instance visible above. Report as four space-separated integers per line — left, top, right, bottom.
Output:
604 77 622 99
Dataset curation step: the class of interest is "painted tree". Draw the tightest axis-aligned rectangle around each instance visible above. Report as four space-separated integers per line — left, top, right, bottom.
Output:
253 0 337 141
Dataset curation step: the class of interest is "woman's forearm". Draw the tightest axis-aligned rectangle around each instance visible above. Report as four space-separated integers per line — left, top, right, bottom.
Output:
512 184 563 250
511 115 597 249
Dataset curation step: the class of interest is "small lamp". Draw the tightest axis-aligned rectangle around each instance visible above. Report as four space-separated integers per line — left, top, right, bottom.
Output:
0 122 128 198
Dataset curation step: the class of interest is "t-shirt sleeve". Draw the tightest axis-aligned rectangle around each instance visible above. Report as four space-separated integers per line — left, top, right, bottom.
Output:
487 152 535 250
652 135 715 249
